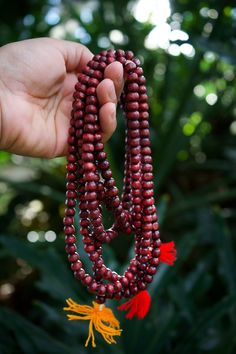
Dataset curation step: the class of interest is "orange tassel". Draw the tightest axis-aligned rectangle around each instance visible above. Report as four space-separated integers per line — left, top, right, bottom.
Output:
117 290 151 319
159 241 177 265
64 298 122 347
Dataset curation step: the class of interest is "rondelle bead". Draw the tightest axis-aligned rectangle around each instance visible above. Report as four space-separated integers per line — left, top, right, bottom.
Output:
120 276 129 287
66 163 77 172
126 92 139 101
97 284 106 295
65 235 76 244
66 190 77 199
126 73 139 82
143 274 153 283
68 253 79 263
71 261 83 271
75 268 86 279
124 61 136 73
82 275 93 286
88 281 98 293
124 271 134 282
106 284 115 297
66 172 77 182
147 266 157 275
65 208 75 216
63 216 74 225
65 244 77 254
130 284 138 295
64 226 75 235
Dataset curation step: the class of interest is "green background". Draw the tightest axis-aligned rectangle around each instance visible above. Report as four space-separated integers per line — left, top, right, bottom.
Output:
0 0 236 353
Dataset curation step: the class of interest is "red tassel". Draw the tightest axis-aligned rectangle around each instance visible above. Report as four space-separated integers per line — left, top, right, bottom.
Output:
117 290 151 319
159 241 177 266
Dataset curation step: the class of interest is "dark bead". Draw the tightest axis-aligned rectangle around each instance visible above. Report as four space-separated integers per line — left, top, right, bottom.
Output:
126 92 139 101
65 244 77 254
137 281 146 290
95 295 106 304
88 78 99 87
144 274 153 283
75 82 86 92
139 85 147 94
66 172 77 182
85 181 97 191
130 284 138 295
153 231 160 240
140 111 149 120
127 120 140 129
116 49 125 56
82 143 94 152
98 284 106 295
124 61 136 73
114 292 122 300
98 62 106 71
124 271 134 281
127 73 139 82
126 111 139 120
68 253 79 263
84 244 95 253
106 284 115 296
94 142 104 151
126 102 139 111
66 163 77 172
152 222 159 231
64 226 75 235
120 277 129 287
66 190 77 199
147 266 157 275
71 261 82 271
65 208 75 216
88 281 98 293
89 251 100 262
128 83 139 92
123 288 131 298
152 249 160 257
125 51 134 60
63 216 74 226
136 67 144 76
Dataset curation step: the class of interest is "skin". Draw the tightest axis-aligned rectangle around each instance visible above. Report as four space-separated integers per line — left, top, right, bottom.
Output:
0 38 124 158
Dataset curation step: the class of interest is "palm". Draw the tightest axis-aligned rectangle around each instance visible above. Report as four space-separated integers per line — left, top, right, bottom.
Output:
0 38 122 157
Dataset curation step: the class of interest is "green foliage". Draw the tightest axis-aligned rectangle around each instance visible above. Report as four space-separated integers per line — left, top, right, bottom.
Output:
0 0 236 353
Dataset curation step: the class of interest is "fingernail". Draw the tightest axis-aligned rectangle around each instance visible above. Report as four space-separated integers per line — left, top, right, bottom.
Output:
109 103 116 120
108 86 117 102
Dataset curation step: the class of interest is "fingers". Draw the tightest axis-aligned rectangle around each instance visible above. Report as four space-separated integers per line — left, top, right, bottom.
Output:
104 61 124 98
97 61 124 142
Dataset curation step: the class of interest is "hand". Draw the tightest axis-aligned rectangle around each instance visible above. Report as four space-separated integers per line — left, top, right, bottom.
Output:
0 38 123 158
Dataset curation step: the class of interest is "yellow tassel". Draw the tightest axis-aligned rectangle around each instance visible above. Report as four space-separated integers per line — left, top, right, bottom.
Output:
64 298 122 347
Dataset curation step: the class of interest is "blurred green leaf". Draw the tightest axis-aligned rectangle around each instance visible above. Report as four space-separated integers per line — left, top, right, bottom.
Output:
0 307 72 354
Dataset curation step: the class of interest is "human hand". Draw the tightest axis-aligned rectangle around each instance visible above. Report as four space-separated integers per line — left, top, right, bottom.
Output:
0 38 123 158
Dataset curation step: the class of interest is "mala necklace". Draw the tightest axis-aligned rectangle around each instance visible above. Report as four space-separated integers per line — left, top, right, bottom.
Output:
63 49 176 347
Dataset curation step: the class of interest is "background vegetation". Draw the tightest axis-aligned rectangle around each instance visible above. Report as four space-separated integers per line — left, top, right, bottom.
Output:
0 0 236 353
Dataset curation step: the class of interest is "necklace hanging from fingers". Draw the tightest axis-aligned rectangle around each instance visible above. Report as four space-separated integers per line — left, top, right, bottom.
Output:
63 49 177 348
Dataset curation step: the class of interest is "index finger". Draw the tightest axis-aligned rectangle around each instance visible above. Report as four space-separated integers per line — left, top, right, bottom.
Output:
104 61 124 99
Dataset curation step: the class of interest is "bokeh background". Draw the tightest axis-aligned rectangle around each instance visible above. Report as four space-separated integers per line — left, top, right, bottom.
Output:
0 0 236 353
